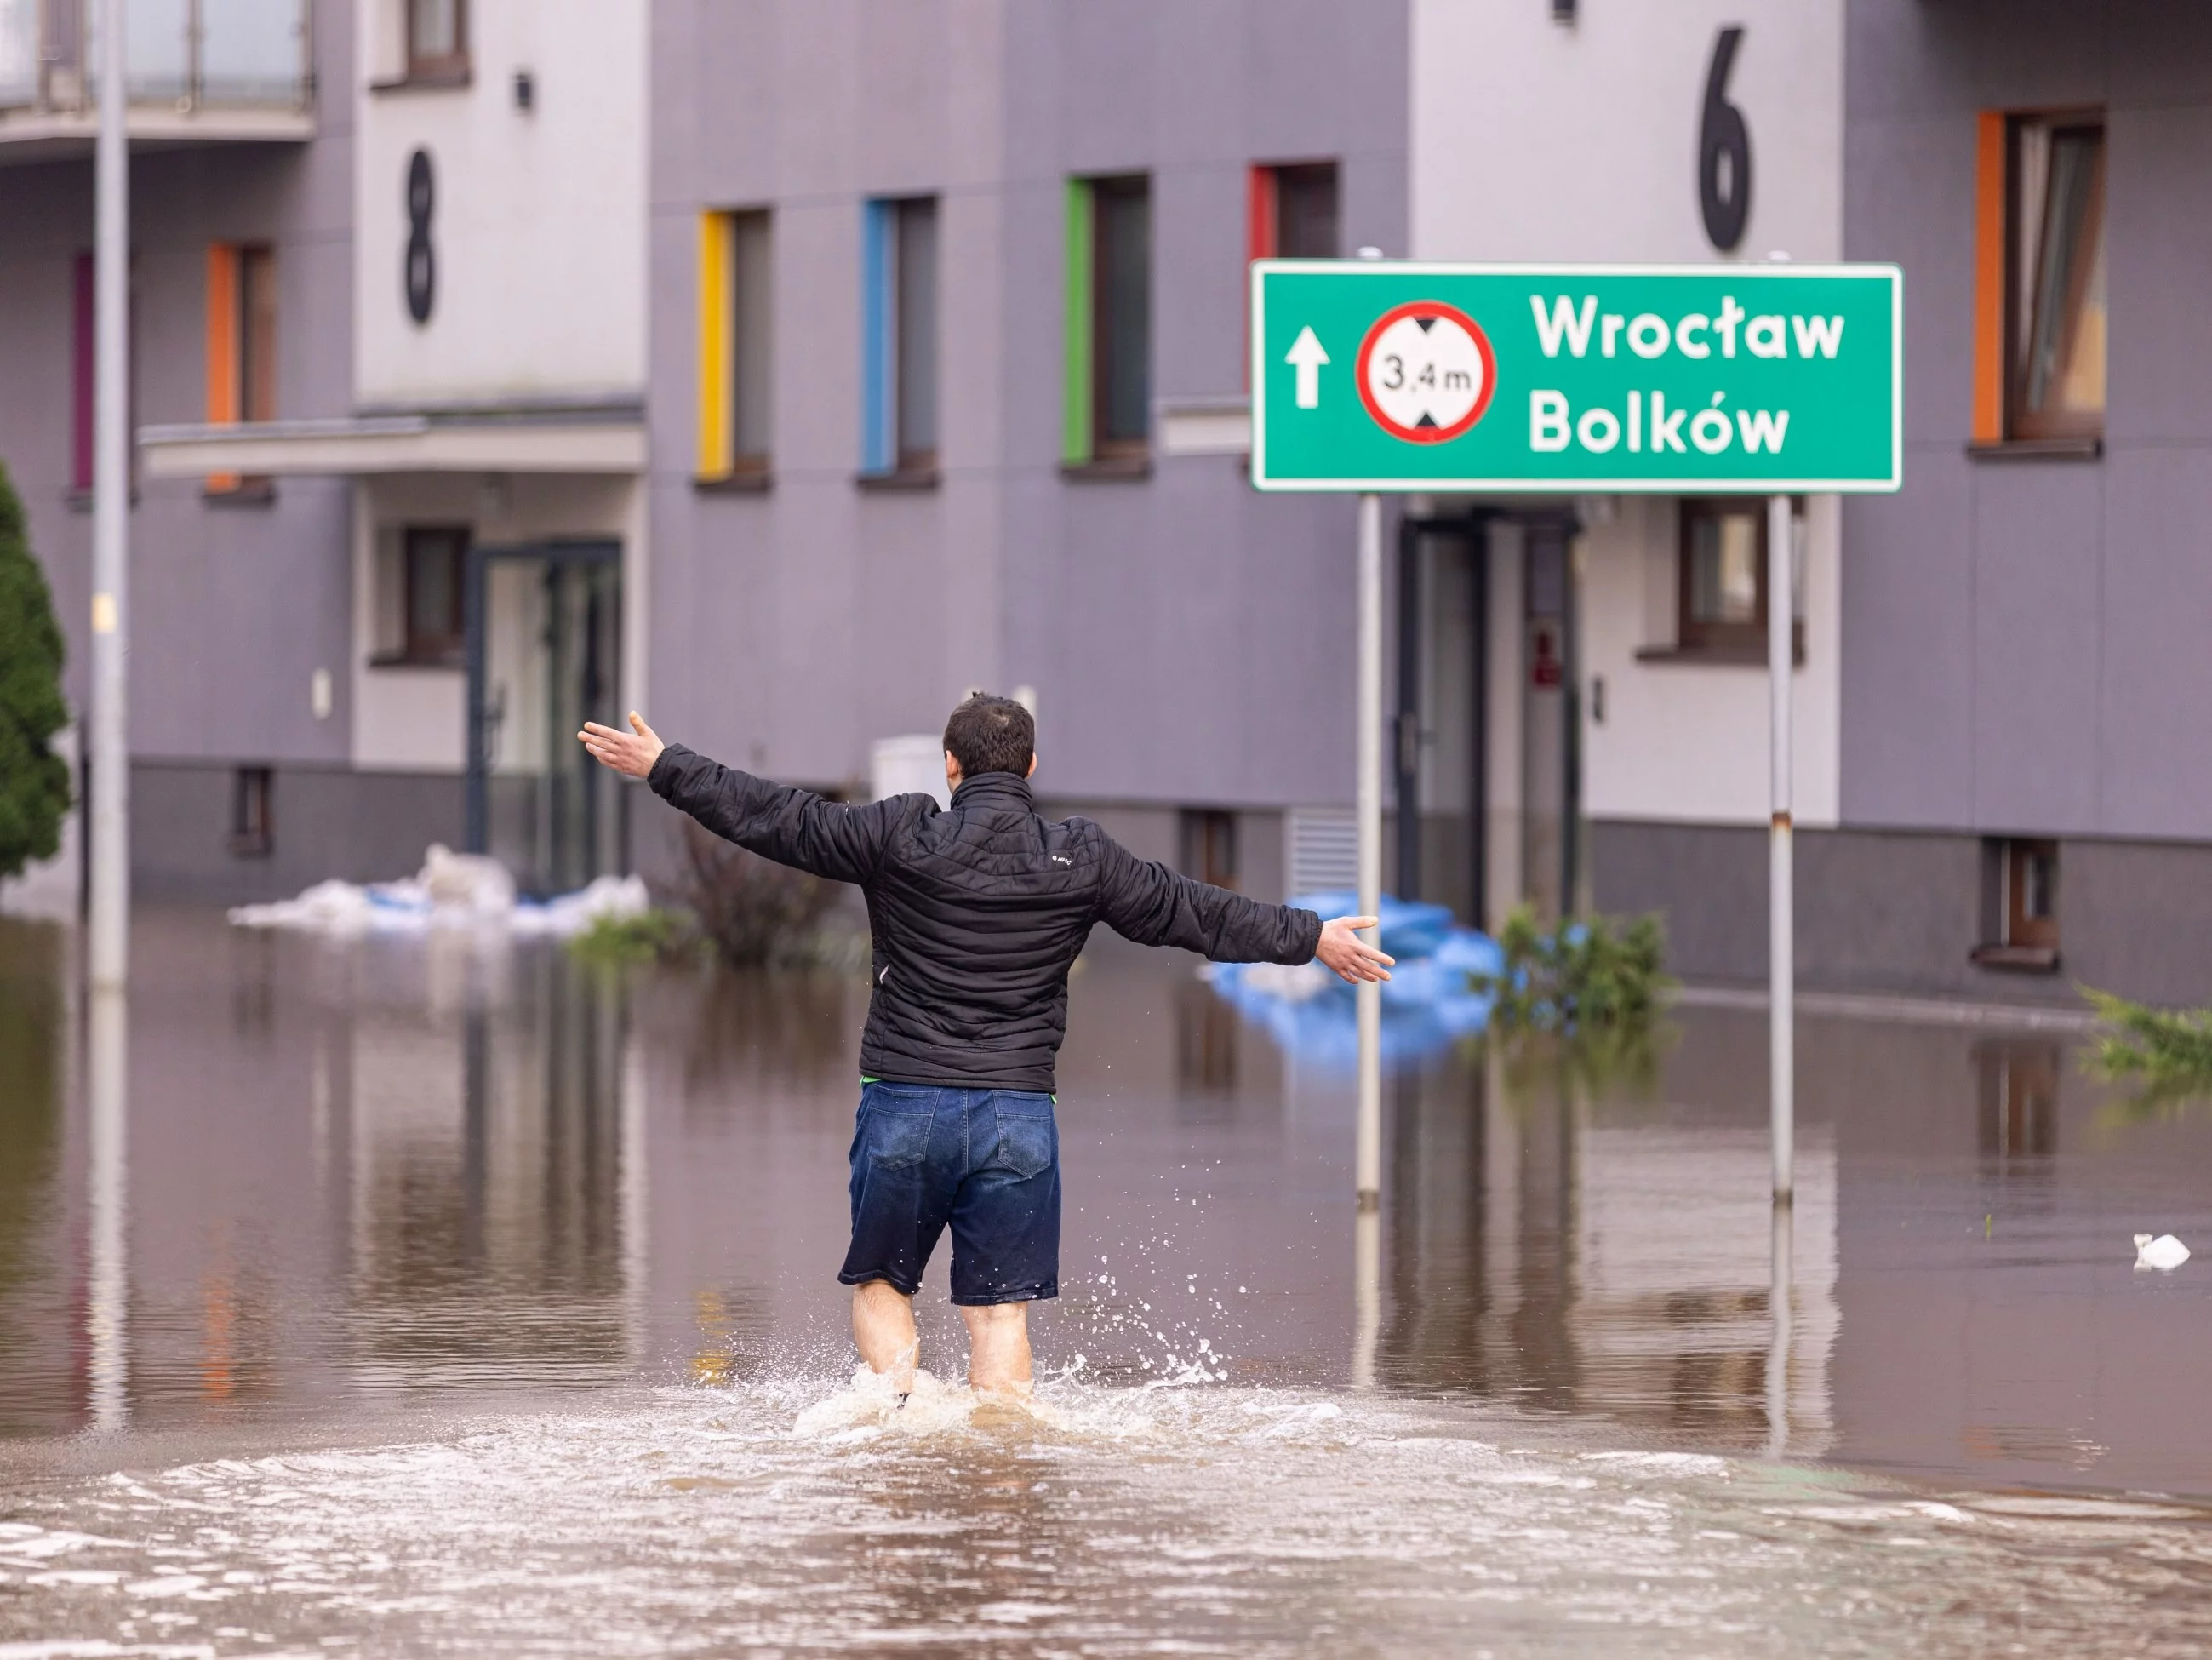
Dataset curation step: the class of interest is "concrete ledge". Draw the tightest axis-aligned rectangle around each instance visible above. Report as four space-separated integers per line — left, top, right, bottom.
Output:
0 104 314 163
140 415 646 478
1672 982 2099 1032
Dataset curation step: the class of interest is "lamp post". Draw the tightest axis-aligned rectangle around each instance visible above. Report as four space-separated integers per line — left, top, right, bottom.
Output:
89 0 131 991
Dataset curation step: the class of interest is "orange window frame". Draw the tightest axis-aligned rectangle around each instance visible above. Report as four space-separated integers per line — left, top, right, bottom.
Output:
205 245 242 490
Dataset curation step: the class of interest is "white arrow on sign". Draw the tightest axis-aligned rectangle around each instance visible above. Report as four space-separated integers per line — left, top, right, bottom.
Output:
1285 326 1329 409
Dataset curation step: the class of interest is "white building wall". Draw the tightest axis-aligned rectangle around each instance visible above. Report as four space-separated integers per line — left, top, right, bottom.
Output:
1411 0 1845 830
353 0 648 407
1409 1 1843 269
1578 494 1841 827
350 473 640 773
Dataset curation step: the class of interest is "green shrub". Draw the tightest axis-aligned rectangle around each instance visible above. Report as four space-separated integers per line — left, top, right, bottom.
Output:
0 461 71 880
1490 1020 1672 1103
2081 986 2212 1080
567 907 701 965
1475 906 1672 1033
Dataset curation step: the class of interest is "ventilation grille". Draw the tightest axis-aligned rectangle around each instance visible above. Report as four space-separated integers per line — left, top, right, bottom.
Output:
1286 807 1357 898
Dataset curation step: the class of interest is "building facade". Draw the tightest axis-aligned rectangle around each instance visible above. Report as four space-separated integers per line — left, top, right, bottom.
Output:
14 1 2212 1010
1403 0 1849 936
137 0 652 902
1820 0 2212 1006
642 0 1408 895
0 0 355 911
3 0 1406 913
1408 0 2212 1008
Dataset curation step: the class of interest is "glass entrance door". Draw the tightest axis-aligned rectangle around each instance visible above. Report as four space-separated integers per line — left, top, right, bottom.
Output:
467 542 624 896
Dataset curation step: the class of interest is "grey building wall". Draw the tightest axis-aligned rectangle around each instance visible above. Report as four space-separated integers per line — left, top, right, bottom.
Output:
1839 1 2212 841
647 1 1407 842
1584 4 2212 1005
0 2 359 894
1596 820 2212 1010
132 763 462 907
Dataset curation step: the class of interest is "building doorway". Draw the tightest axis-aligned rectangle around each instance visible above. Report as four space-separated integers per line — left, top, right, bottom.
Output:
1394 513 1489 925
465 540 626 895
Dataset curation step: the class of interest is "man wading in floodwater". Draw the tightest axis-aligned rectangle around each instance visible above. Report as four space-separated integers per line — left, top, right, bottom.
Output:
580 695 1392 1400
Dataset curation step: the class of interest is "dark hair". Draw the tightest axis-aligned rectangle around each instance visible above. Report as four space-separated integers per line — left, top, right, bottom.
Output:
943 694 1034 780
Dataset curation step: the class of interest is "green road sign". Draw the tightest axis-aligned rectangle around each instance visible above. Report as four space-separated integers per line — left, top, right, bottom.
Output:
1249 262 1901 493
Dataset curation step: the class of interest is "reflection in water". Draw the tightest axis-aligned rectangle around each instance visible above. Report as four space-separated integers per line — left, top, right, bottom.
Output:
1352 1203 1379 1388
1378 1030 1837 1455
346 945 636 1394
1979 1039 2061 1167
0 912 2188 1480
1769 1199 1792 1461
3 914 2212 1651
88 986 126 1432
1173 975 1239 1106
0 921 69 1437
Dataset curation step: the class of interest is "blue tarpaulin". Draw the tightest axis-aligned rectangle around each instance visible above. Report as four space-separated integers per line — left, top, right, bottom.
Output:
1203 893 1503 1072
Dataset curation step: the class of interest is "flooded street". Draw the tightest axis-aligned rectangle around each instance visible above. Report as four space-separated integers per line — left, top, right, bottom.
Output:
5 909 2212 1655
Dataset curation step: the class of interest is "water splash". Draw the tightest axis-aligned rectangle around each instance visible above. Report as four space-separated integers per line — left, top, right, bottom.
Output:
5 1382 2212 1656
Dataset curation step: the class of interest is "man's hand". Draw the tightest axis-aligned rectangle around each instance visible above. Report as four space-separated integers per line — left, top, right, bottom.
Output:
579 712 666 780
1315 915 1394 984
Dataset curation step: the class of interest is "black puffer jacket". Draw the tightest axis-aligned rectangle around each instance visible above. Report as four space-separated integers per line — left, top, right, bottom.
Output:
649 745 1322 1091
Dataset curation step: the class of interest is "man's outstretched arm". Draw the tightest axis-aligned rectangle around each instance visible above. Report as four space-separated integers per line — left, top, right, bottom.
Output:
1093 834 1392 985
580 713 896 884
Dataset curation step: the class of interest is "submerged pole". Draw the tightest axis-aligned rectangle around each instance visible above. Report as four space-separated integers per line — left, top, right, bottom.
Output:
1356 491 1383 1211
89 0 131 990
1768 492 1794 1204
87 985 129 1430
1766 1191 1793 1459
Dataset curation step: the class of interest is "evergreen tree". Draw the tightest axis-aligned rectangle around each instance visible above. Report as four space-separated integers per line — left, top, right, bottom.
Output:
0 461 71 881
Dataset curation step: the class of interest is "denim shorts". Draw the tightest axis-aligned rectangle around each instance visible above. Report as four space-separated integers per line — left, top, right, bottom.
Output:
838 1079 1060 1306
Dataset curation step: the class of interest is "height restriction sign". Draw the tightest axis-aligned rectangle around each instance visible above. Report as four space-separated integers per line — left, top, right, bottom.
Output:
1249 260 1901 494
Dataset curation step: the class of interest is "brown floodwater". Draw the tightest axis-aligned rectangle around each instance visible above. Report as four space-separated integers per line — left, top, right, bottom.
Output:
3 907 2211 1657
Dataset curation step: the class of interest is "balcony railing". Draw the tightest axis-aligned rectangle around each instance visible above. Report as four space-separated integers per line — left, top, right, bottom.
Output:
0 0 312 115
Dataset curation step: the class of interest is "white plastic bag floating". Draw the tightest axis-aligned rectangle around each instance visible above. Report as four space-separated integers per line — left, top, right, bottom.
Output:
2134 1234 2190 1272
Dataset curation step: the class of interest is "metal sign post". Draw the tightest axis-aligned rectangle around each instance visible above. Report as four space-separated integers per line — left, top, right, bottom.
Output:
1768 491 1795 1205
1355 492 1383 1215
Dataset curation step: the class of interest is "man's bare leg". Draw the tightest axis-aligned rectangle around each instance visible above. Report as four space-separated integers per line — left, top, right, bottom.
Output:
960 1301 1032 1397
852 1281 918 1394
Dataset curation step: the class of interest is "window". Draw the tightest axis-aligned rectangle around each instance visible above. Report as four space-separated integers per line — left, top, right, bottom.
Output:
71 253 92 493
240 249 277 424
1975 838 2061 970
1246 163 1338 390
1976 1042 2059 1163
403 527 468 664
408 0 468 81
230 767 273 858
697 209 773 482
1248 161 1340 262
1062 175 1150 468
1180 809 1238 891
2010 117 2105 438
1974 112 2105 445
860 196 940 479
2003 838 2060 952
1675 499 1801 655
1175 977 1239 1096
204 243 276 495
